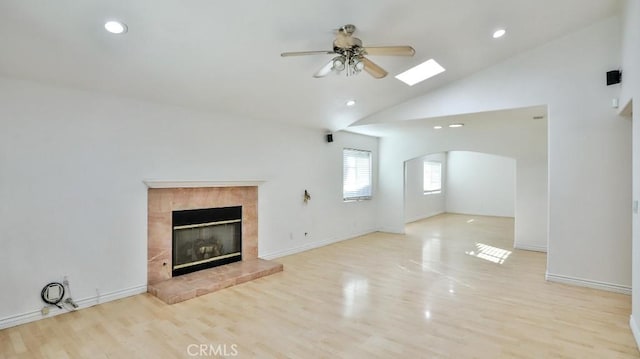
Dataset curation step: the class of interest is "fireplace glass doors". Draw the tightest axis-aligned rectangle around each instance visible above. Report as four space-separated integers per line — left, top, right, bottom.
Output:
172 206 242 276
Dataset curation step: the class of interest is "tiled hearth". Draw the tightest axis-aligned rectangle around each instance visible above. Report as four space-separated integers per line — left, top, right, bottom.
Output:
146 183 283 304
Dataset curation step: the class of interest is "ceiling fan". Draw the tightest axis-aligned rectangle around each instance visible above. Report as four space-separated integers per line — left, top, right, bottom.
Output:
280 24 415 79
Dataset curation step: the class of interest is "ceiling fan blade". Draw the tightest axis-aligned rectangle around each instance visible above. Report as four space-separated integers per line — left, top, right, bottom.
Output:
363 46 415 56
281 50 335 57
313 59 334 78
361 57 388 79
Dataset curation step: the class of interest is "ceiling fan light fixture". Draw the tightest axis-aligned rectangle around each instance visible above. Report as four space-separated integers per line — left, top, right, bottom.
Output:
395 59 445 86
332 56 346 71
281 24 414 79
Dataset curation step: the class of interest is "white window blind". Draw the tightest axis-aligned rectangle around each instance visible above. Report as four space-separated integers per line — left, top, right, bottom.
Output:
343 149 372 201
423 161 442 194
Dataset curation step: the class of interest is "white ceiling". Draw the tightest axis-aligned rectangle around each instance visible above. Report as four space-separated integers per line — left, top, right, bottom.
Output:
350 105 548 138
0 1 620 131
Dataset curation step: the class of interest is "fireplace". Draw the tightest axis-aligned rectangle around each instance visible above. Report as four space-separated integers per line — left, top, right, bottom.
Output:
172 206 242 276
147 184 283 304
147 185 260 285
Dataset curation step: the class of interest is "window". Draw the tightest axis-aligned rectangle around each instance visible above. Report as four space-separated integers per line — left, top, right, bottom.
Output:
423 161 442 194
343 149 372 201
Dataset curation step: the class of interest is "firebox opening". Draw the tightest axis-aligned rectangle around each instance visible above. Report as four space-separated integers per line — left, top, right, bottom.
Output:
172 206 242 276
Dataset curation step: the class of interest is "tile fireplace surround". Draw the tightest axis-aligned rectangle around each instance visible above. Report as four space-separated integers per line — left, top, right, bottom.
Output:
146 183 283 304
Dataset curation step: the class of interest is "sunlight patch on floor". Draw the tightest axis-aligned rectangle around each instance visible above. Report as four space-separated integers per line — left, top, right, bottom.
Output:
465 243 512 264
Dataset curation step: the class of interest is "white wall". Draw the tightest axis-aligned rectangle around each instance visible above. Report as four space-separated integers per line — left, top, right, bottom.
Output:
620 0 640 349
0 77 379 328
404 153 446 222
405 151 517 222
361 16 630 289
446 151 515 217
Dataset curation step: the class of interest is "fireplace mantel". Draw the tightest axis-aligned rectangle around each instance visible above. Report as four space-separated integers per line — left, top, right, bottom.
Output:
143 180 265 188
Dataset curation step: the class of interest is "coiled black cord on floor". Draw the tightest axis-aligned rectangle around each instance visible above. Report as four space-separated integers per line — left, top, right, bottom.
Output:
41 282 65 309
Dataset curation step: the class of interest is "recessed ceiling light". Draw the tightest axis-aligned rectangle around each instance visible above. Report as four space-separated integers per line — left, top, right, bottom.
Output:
105 20 128 34
433 125 443 129
346 100 356 107
448 123 464 128
493 28 506 39
395 59 445 86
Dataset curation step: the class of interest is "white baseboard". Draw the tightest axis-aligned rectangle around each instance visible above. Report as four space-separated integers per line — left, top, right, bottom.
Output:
260 229 376 260
405 211 445 224
630 315 640 351
444 211 515 219
514 243 547 252
0 284 147 330
545 272 631 295
376 226 405 235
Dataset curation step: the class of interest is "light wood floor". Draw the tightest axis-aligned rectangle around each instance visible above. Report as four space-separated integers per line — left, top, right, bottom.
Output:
1 214 638 358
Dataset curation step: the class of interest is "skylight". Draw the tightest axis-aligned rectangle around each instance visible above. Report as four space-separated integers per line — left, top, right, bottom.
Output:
395 59 445 86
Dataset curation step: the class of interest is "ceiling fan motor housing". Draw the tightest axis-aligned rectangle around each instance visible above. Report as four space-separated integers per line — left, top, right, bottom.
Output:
340 24 357 35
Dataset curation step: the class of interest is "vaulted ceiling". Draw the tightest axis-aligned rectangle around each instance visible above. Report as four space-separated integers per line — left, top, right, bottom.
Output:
0 0 620 131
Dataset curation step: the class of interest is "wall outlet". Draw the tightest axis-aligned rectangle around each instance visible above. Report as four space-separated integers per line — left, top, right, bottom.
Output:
41 307 49 316
633 200 638 214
